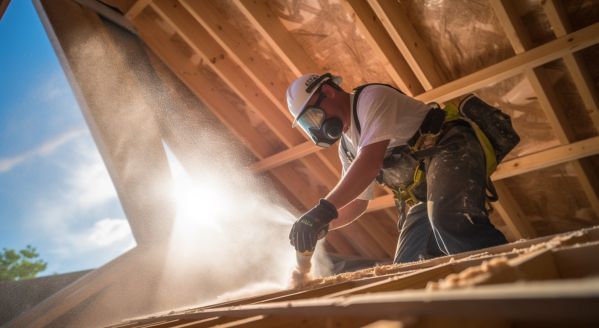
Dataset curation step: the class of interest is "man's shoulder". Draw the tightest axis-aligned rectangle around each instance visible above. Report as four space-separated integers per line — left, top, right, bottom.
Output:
357 84 406 105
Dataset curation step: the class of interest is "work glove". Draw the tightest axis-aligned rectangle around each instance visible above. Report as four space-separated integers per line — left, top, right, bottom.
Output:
289 199 338 252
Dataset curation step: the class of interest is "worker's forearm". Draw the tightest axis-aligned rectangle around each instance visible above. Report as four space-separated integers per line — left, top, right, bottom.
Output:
330 198 369 230
325 158 380 208
325 140 389 209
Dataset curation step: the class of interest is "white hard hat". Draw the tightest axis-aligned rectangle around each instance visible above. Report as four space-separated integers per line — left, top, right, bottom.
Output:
287 73 342 127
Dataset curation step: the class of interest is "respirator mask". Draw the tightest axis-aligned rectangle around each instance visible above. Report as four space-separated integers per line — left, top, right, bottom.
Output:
296 92 343 147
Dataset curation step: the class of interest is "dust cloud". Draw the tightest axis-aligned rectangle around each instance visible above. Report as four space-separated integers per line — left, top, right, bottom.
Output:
27 8 332 327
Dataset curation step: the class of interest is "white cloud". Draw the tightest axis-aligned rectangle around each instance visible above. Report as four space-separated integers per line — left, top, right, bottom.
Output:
66 150 118 209
81 218 134 249
0 128 87 173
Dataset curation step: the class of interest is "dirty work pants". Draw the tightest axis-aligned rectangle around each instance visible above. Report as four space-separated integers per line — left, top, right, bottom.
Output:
393 124 508 263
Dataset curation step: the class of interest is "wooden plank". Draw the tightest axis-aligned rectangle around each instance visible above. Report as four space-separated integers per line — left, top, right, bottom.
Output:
0 0 11 21
508 249 560 281
492 136 599 180
34 0 174 245
151 0 345 199
133 9 357 256
279 135 599 214
231 0 399 233
367 0 445 89
542 0 571 38
124 0 149 19
340 0 423 96
542 0 599 130
553 241 599 278
130 277 599 321
415 22 599 104
233 0 318 76
326 264 455 298
489 0 532 54
150 0 302 148
491 0 599 219
182 0 343 182
491 181 536 239
247 23 599 172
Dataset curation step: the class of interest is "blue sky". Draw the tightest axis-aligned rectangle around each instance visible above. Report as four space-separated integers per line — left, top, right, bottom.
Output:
0 1 135 275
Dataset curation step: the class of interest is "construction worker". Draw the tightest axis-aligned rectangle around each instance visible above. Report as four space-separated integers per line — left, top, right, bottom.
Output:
286 73 509 263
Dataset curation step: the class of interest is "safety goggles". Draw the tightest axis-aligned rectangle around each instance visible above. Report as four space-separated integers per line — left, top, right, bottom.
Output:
295 92 326 136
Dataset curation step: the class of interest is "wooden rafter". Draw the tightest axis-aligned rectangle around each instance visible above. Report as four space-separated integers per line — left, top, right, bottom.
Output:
248 22 599 173
542 0 599 130
231 0 401 250
364 135 599 211
366 0 446 90
490 0 599 219
0 0 11 21
131 8 359 256
362 0 527 239
339 0 424 96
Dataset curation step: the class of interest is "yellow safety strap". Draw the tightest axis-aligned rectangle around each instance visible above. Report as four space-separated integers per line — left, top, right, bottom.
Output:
393 102 498 206
443 102 497 177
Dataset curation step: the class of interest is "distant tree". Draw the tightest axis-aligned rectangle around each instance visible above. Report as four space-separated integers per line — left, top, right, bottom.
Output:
0 245 47 281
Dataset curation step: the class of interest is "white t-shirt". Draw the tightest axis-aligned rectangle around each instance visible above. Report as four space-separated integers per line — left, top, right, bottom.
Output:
338 84 431 200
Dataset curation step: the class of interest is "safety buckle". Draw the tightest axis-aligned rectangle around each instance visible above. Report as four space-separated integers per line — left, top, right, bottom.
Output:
413 132 440 152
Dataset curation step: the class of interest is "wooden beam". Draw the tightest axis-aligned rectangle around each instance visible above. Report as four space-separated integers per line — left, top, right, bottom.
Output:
340 0 423 96
233 0 319 77
232 0 400 237
124 0 149 19
491 0 599 218
35 0 175 245
179 0 340 181
491 182 536 239
363 135 599 213
542 0 599 132
132 8 359 256
366 0 446 89
0 0 11 21
415 22 599 104
121 277 599 321
150 0 301 148
248 23 599 172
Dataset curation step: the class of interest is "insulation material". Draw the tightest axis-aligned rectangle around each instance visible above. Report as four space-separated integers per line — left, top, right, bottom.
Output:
473 74 559 160
196 62 288 154
544 59 598 140
504 163 598 237
426 257 512 291
564 0 599 31
513 0 555 46
399 0 515 80
271 0 396 87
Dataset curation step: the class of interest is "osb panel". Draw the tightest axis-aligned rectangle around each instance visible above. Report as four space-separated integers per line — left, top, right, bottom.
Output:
565 0 599 31
271 0 396 87
473 74 559 160
211 0 298 90
400 0 515 80
504 162 598 237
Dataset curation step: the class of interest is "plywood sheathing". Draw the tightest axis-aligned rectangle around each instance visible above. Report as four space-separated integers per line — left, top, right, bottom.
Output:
103 0 599 252
270 0 396 89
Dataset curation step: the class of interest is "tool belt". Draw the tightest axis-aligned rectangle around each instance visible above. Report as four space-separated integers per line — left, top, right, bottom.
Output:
343 83 520 213
376 97 519 209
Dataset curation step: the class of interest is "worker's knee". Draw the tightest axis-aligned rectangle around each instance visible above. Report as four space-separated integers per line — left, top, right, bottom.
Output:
427 198 488 234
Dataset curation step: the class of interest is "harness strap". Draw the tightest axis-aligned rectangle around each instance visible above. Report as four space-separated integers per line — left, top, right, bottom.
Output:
351 83 405 134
